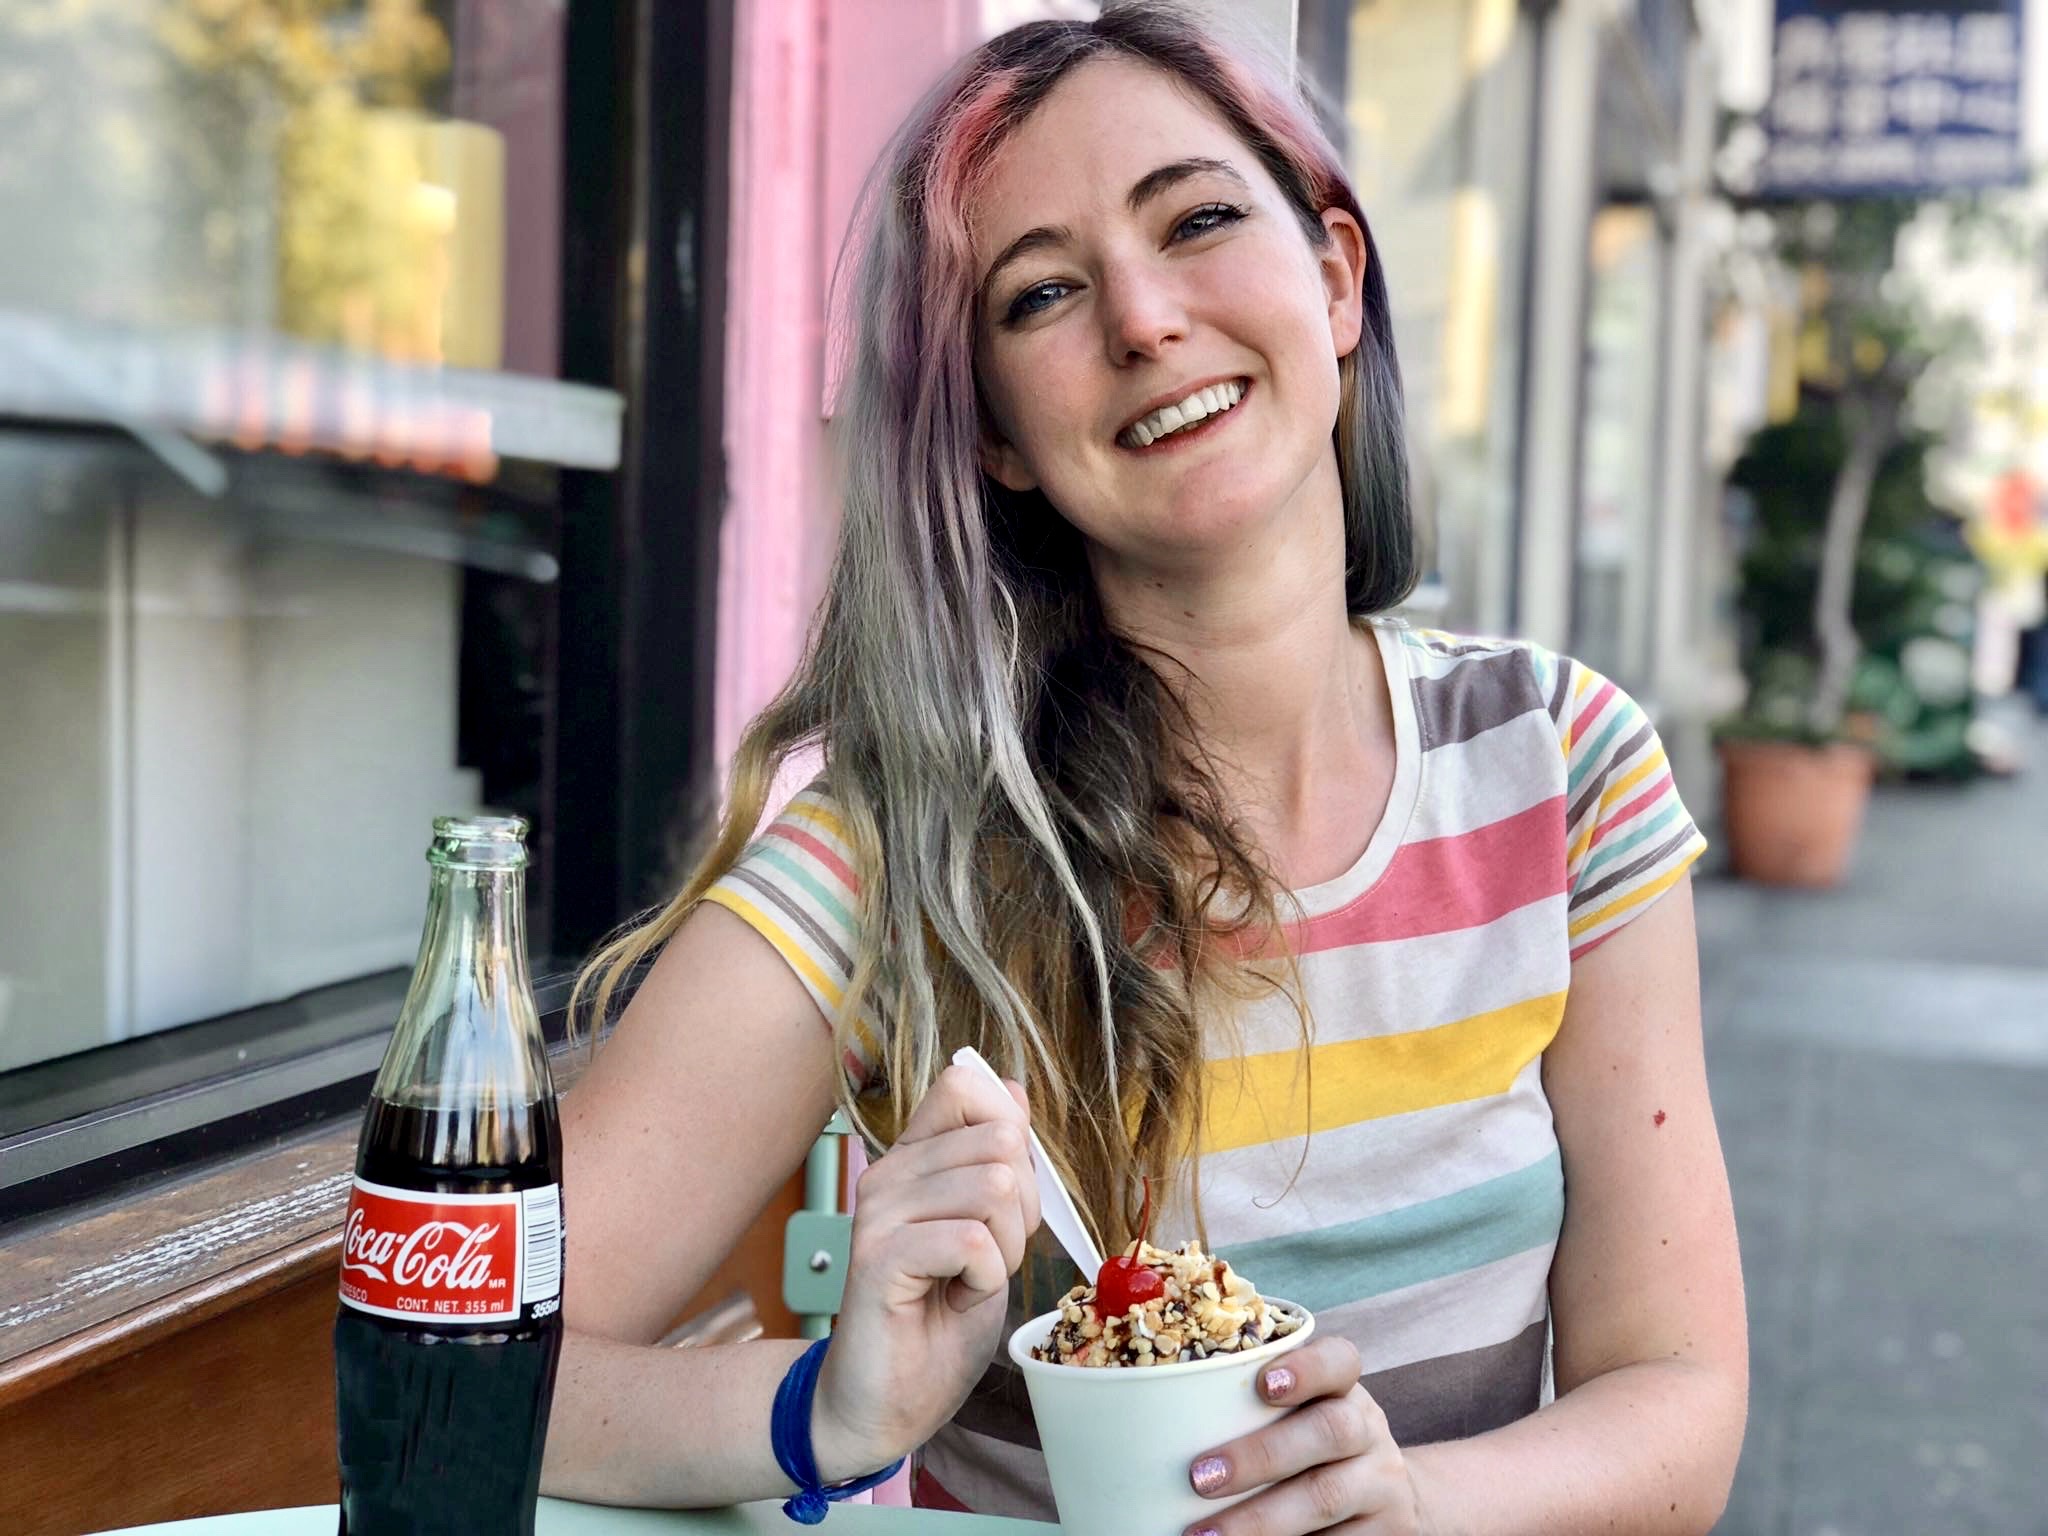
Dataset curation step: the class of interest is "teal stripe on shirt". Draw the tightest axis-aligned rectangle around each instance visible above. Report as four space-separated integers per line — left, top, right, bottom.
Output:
1226 1151 1564 1314
752 842 858 933
1567 702 1637 797
1582 800 1683 881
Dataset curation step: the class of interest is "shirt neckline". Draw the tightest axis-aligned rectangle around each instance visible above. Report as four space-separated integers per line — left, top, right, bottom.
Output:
1283 618 1423 919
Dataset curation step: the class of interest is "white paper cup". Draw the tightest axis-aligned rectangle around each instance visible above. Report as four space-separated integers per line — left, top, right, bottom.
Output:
1006 1299 1315 1536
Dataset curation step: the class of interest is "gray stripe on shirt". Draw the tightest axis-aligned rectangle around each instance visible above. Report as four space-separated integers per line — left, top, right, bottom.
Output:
1365 1316 1548 1446
1568 719 1654 830
724 865 857 980
1571 824 1699 912
1411 651 1546 753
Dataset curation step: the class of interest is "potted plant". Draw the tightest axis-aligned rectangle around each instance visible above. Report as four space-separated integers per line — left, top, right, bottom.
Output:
1715 200 1982 886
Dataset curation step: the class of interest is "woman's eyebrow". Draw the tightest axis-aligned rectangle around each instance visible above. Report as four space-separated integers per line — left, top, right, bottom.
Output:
981 224 1075 300
978 158 1252 299
1124 156 1248 213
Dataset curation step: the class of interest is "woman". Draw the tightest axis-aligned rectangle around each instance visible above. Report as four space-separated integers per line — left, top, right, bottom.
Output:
543 7 1748 1532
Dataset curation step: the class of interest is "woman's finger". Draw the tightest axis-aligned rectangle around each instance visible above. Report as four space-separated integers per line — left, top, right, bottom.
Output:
1185 1445 1385 1536
1248 1334 1362 1409
860 1119 1033 1200
855 1123 1038 1254
1189 1386 1382 1505
864 1162 1028 1273
859 1217 1010 1313
989 1078 1045 1235
893 1062 1028 1147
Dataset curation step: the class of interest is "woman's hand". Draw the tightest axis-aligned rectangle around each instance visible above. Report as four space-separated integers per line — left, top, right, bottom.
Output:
1184 1336 1424 1535
809 1063 1041 1480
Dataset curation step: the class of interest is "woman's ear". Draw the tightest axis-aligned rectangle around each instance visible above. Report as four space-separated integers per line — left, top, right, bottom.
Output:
1318 207 1368 361
979 426 1039 493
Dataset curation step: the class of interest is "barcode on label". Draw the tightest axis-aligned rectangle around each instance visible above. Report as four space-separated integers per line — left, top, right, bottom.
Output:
521 1185 562 1305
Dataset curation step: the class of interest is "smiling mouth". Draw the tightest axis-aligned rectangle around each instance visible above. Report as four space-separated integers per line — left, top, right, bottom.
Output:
1117 379 1251 451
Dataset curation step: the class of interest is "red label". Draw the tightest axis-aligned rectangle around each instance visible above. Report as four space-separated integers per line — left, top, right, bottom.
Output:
338 1178 535 1324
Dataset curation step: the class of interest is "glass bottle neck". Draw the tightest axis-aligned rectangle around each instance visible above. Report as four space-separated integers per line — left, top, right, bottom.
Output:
373 854 547 1114
415 864 532 1002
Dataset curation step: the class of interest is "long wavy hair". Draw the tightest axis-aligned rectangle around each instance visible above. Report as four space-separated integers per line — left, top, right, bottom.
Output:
574 2 1414 1257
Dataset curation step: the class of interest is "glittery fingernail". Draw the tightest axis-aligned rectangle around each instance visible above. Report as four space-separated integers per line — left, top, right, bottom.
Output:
1262 1365 1295 1399
1189 1456 1229 1496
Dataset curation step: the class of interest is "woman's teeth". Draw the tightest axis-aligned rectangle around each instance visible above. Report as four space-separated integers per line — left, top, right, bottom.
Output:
1121 379 1247 448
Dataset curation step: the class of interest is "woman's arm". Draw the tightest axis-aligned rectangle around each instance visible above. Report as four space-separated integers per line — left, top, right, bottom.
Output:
1402 875 1748 1534
540 903 1039 1507
1179 877 1745 1536
541 902 846 1505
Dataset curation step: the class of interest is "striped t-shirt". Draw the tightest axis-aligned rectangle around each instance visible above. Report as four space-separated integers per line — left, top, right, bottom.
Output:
703 621 1707 1519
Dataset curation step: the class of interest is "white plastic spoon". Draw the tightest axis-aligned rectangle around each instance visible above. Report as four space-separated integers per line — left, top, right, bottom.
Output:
951 1045 1104 1278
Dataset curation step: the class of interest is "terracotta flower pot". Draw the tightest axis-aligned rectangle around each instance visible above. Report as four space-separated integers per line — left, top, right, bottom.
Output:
1717 738 1876 888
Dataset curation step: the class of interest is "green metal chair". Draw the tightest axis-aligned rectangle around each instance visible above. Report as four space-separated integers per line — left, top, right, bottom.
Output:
780 1113 914 1507
782 1110 856 1338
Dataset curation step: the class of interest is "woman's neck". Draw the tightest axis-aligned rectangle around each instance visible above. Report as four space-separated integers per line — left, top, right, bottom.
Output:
1088 470 1395 873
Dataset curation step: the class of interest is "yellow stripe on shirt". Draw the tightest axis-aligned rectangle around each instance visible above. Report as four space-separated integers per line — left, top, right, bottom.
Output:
783 797 850 843
1565 853 1699 940
1203 990 1570 1154
1597 744 1667 815
1570 737 1666 872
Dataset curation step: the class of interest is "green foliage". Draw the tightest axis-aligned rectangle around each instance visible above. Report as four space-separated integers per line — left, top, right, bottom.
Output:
1715 188 2001 772
1722 399 1981 771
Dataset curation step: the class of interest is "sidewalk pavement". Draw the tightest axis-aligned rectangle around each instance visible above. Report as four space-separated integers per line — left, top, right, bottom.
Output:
1698 713 2048 1535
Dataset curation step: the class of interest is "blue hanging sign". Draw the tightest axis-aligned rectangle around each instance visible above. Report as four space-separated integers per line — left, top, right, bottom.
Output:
1761 1 2026 196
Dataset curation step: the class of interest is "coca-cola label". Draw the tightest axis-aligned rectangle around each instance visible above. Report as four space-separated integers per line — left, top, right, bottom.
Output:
338 1178 562 1324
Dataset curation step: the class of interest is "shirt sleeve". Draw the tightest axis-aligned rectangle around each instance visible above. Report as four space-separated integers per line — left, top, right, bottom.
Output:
1552 657 1709 960
700 781 882 1087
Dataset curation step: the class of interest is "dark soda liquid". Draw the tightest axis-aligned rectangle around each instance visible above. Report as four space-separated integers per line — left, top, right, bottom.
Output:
335 1096 564 1536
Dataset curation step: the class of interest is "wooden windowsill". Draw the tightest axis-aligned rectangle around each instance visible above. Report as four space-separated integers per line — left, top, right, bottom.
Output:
0 1117 358 1409
0 1041 614 1410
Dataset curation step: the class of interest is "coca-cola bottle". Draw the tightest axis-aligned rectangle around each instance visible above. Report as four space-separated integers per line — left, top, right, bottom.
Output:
334 816 564 1535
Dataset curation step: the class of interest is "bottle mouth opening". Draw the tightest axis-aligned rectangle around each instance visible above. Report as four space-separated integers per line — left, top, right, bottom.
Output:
428 815 530 869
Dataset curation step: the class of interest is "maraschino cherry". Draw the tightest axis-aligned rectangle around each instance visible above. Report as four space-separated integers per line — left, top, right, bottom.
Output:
1090 1176 1163 1319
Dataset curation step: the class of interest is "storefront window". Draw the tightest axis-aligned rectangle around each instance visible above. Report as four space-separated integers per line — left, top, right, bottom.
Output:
1300 0 1537 634
1574 205 1668 685
0 436 560 1075
0 1 574 1079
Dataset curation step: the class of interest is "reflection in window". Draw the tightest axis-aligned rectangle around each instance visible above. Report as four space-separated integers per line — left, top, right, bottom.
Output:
0 438 558 1073
0 0 562 377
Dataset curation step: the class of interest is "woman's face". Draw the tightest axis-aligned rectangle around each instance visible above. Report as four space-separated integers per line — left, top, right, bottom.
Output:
971 58 1366 579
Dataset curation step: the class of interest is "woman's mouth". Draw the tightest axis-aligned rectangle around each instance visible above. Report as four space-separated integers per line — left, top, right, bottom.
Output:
1116 379 1250 452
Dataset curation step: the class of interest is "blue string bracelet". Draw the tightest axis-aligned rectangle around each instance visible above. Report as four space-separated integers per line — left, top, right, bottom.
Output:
770 1336 907 1524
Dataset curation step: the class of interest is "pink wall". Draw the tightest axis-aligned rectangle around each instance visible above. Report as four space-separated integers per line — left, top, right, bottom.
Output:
716 2 1096 791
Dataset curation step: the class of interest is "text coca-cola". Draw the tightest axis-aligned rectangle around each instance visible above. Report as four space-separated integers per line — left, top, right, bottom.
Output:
334 816 564 1535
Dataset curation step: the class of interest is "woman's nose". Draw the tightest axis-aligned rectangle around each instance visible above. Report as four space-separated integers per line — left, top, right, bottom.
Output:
1098 263 1188 366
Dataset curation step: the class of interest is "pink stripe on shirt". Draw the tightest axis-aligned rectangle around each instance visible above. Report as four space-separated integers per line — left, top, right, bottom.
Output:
1287 797 1568 955
1574 680 1618 740
1592 771 1675 848
764 822 862 893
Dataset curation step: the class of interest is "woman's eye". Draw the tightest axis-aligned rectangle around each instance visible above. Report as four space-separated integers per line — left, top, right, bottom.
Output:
1172 202 1248 242
1005 281 1071 323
